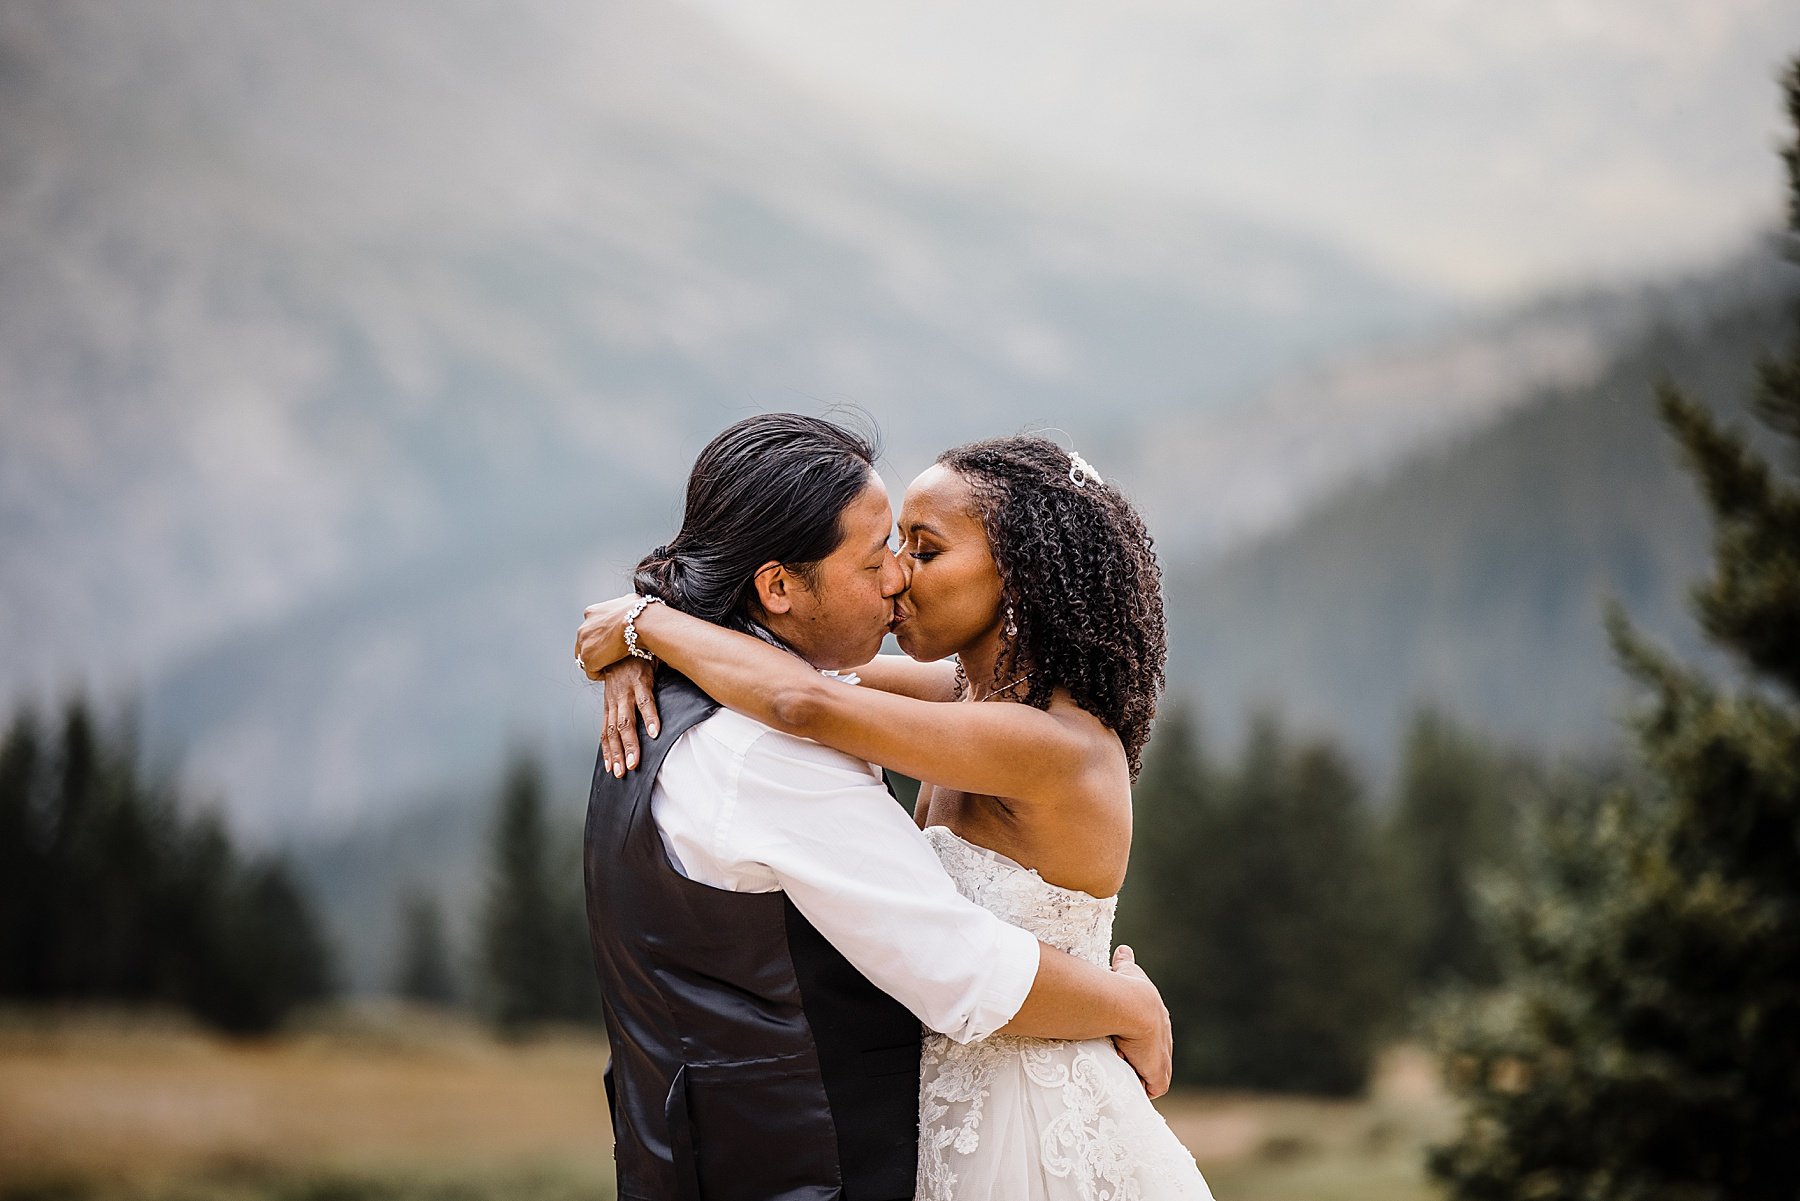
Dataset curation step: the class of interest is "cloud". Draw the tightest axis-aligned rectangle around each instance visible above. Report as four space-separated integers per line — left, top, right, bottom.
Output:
679 0 1800 296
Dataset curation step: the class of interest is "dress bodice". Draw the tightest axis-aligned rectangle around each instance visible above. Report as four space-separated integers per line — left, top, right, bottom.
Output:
923 825 1117 968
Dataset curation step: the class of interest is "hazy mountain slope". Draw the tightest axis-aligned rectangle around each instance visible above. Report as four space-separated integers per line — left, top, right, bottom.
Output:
0 0 1436 737
1125 241 1795 560
1164 284 1792 795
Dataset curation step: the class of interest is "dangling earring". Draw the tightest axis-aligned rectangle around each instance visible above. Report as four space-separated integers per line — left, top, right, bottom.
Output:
1004 603 1018 638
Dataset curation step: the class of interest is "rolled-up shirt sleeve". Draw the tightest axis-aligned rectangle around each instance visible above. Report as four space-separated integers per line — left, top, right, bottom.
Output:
730 728 1040 1044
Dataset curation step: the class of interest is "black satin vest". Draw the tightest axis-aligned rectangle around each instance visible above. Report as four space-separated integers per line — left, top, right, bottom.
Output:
583 673 922 1201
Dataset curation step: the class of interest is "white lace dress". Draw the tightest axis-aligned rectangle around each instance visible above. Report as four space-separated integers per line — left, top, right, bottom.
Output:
917 825 1216 1201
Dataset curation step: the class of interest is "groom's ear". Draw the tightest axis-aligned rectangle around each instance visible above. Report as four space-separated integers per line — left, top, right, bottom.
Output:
752 560 796 616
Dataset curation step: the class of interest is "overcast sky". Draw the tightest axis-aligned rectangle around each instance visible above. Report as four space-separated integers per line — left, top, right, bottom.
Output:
680 0 1800 300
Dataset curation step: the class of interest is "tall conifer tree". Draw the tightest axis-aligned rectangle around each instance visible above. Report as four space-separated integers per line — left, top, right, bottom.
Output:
1386 705 1524 992
1114 700 1218 1083
0 712 44 995
480 752 561 1034
1431 59 1800 1200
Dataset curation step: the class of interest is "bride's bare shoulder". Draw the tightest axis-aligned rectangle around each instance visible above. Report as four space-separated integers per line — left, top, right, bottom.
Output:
1045 689 1130 766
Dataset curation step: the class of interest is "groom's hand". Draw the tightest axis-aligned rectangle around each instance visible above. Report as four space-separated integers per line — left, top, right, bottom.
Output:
1109 944 1173 1099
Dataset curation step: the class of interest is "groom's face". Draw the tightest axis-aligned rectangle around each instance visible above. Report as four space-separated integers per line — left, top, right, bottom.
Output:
761 475 906 670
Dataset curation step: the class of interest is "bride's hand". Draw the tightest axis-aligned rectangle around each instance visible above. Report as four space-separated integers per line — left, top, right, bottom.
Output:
599 658 660 778
1108 945 1173 1099
575 595 640 677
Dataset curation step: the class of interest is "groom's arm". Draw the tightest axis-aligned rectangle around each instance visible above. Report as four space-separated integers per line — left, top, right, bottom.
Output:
1001 943 1171 1096
726 726 1173 1095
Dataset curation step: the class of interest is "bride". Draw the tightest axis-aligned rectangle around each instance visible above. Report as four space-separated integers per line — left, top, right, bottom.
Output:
579 434 1214 1200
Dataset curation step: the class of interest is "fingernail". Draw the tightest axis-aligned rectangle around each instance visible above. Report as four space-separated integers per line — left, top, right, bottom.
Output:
626 753 637 769
614 763 624 778
648 725 659 739
602 759 610 773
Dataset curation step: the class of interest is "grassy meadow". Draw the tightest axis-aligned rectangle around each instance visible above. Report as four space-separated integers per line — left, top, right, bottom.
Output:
0 1006 1454 1201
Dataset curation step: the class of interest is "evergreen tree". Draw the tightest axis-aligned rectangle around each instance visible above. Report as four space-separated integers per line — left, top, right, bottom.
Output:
1202 714 1401 1094
1115 699 1220 1084
1385 704 1524 992
395 889 459 1006
550 838 606 1026
480 752 562 1035
1124 706 1404 1094
45 698 103 995
0 710 45 995
199 857 337 1034
1431 60 1800 1200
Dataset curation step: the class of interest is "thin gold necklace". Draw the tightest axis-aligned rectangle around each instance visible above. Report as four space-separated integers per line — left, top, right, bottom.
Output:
976 672 1033 702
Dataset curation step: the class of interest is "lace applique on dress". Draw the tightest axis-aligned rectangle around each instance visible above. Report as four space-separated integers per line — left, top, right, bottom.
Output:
916 826 1214 1201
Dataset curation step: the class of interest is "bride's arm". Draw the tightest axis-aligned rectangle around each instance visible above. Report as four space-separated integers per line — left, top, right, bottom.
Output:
576 598 1108 804
849 654 958 701
581 630 950 779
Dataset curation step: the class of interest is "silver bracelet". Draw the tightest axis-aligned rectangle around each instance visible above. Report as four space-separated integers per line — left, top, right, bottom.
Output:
624 595 664 661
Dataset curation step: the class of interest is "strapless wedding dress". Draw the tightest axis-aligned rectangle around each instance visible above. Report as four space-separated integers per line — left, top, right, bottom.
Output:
917 825 1216 1201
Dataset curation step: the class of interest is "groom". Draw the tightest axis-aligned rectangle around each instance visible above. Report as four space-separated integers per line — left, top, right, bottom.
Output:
578 413 1171 1201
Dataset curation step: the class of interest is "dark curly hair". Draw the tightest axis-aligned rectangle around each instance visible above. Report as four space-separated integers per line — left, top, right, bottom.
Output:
937 435 1167 779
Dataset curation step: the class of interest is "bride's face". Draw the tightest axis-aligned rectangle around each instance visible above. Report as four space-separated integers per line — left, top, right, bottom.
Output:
892 464 1005 663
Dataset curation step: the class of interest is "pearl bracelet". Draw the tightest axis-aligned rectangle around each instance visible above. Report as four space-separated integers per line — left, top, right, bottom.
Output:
624 595 664 661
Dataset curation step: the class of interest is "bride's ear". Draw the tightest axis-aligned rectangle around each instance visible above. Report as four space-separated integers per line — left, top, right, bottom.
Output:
752 560 796 615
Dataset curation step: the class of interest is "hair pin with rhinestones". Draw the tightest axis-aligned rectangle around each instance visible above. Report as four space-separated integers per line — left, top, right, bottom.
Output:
1068 450 1104 488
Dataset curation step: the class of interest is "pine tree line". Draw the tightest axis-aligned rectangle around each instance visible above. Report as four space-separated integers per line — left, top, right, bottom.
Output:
0 695 335 1034
1117 694 1563 1096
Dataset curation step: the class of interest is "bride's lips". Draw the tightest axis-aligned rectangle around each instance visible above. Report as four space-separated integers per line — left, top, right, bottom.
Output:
887 609 910 632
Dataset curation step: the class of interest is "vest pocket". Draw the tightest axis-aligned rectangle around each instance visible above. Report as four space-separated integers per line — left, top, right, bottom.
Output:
677 1054 843 1200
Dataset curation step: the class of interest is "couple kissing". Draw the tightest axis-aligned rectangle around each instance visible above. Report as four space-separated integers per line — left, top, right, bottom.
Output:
574 413 1213 1200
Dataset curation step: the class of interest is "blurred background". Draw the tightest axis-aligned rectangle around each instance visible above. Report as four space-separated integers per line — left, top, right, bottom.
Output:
4 2 1799 1199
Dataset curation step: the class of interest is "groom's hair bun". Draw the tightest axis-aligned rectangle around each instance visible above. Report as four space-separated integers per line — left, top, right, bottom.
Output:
636 412 881 631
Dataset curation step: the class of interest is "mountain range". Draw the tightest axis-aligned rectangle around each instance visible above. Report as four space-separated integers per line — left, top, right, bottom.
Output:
1 0 1791 876
2 0 1448 837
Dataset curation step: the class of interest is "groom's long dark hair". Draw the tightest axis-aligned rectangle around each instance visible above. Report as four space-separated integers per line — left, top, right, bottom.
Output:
634 413 881 633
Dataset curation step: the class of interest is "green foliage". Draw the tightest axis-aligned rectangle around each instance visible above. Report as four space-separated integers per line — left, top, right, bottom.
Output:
1120 702 1406 1095
0 694 336 1033
1429 58 1800 1201
477 752 601 1033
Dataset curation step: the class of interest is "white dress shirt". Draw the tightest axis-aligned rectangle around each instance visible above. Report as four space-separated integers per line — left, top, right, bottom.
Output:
650 704 1041 1045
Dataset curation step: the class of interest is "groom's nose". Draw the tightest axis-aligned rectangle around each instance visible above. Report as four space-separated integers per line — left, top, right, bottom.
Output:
882 550 909 597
